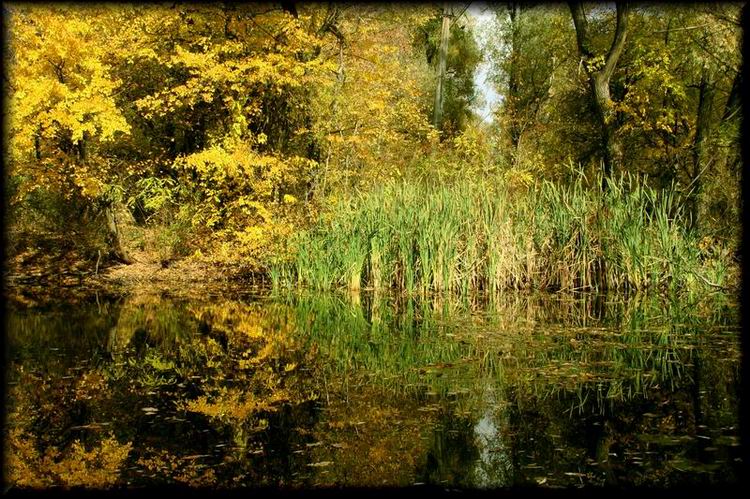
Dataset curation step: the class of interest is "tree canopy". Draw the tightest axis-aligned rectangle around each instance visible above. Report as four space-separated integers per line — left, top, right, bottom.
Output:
4 2 743 277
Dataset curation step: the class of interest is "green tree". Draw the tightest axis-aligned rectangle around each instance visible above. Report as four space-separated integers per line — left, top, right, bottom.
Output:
569 1 630 180
490 4 578 172
417 4 481 136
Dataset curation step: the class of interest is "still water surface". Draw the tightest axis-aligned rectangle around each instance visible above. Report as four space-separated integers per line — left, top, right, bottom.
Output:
5 289 741 489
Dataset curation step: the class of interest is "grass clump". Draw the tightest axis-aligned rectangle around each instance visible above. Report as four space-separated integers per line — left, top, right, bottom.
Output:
274 174 735 293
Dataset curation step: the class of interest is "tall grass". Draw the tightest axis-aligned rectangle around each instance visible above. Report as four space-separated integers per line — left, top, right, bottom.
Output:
274 174 729 293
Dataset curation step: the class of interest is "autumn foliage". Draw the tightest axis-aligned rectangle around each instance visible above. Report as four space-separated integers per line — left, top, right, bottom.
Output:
4 3 742 283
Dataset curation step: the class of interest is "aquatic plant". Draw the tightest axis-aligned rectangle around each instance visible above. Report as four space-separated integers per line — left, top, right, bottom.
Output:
276 174 732 293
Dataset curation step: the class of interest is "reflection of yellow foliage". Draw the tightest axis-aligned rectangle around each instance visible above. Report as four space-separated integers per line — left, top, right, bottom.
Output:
181 386 290 422
179 301 318 430
6 428 132 489
304 382 428 487
188 302 298 357
74 370 108 401
137 448 217 487
176 467 217 488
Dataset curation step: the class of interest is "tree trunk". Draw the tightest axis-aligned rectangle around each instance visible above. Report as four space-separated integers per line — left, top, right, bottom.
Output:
713 67 742 176
569 2 629 179
34 128 42 160
105 202 133 264
688 64 716 232
77 130 89 162
660 18 675 186
721 69 741 123
433 4 451 130
712 68 742 202
592 74 622 178
507 2 522 163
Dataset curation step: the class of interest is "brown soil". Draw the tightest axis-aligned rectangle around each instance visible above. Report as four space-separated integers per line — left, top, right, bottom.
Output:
99 258 229 286
99 248 276 295
5 247 271 307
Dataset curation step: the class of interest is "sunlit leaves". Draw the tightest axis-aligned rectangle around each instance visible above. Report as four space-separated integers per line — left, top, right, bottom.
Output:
5 3 446 269
172 142 315 266
7 5 131 170
310 5 436 191
6 427 132 489
4 4 141 219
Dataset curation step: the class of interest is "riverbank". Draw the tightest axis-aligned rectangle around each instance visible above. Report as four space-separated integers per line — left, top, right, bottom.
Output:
4 254 271 309
5 174 740 303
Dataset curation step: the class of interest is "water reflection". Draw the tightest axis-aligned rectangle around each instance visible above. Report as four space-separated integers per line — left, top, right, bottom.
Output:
4 289 741 489
471 386 512 488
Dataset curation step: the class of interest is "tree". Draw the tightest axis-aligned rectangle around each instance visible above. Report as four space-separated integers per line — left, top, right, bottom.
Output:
506 2 522 159
569 2 630 179
310 4 436 191
6 5 131 198
611 3 743 232
417 4 481 136
685 4 744 232
5 5 138 261
434 4 452 129
487 4 582 176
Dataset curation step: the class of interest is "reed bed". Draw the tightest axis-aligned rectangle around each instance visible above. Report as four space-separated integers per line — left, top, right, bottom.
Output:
274 174 726 293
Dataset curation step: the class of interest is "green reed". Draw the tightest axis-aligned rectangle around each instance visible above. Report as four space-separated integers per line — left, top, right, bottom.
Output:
276 174 729 293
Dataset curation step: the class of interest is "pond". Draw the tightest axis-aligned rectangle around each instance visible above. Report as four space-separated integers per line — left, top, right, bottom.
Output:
4 288 742 489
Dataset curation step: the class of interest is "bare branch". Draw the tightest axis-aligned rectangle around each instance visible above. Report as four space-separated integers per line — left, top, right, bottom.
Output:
653 23 711 34
601 3 629 83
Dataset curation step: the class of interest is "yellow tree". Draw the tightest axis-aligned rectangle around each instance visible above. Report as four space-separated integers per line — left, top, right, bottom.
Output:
4 4 149 263
307 4 436 193
6 4 131 199
113 4 339 269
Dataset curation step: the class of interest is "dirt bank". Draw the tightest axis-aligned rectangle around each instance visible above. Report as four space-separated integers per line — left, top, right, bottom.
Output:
4 252 271 308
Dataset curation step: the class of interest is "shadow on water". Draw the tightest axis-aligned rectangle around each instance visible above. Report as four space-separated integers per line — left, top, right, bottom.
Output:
4 288 741 489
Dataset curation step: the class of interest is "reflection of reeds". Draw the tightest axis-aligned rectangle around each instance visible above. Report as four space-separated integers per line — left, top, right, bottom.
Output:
291 291 480 396
7 288 738 421
277 175 730 293
287 289 738 411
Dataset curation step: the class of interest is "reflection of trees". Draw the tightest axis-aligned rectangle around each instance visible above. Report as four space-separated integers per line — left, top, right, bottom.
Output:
422 411 479 486
6 300 135 489
470 386 513 488
6 294 321 488
418 386 513 488
498 328 740 485
5 359 133 488
106 292 196 356
7 299 120 371
5 289 739 488
6 426 132 489
290 289 740 486
140 299 320 485
299 382 433 487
